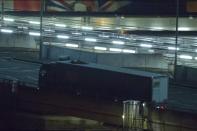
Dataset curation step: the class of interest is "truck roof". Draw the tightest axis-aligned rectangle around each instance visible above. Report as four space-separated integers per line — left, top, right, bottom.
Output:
56 61 167 78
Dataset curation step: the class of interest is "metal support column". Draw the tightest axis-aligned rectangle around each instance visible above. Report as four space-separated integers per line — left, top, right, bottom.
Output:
39 0 44 60
174 0 179 80
1 0 4 23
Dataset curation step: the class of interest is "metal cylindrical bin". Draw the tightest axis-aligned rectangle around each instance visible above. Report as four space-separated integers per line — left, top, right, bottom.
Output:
123 100 148 131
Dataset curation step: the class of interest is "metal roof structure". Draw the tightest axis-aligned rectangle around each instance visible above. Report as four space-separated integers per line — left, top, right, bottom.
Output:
1 0 197 67
1 15 197 66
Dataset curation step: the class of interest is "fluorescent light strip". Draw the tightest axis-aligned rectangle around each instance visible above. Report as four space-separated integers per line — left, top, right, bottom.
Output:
65 43 78 48
55 24 66 27
109 48 122 52
94 46 107 51
116 27 122 30
168 47 180 50
195 57 197 60
43 42 50 45
151 27 164 30
81 26 93 30
1 29 13 33
164 53 175 58
72 32 82 35
112 40 125 45
122 49 136 53
125 27 137 30
179 55 193 60
51 42 64 46
97 27 111 30
140 44 153 48
29 32 40 36
57 35 69 39
148 49 155 53
143 38 153 41
44 29 55 32
3 18 14 22
18 26 28 29
178 27 190 31
72 25 81 29
85 38 97 42
29 21 40 25
119 36 126 39
99 34 110 38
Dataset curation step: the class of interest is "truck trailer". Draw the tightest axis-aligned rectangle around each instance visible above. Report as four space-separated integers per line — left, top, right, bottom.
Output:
39 60 168 103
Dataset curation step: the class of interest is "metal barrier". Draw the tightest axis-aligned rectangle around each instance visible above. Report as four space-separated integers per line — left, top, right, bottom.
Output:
123 100 150 131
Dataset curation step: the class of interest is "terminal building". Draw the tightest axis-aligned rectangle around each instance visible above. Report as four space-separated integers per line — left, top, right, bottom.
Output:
0 0 197 130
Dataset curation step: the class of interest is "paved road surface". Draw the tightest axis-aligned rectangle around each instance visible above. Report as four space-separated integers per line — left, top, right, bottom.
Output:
0 58 196 114
0 58 40 87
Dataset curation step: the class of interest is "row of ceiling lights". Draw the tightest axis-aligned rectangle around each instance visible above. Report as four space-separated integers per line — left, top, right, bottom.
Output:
1 17 197 60
3 17 197 46
0 28 187 48
47 42 197 61
50 42 136 53
0 26 194 47
2 17 195 31
1 28 194 53
3 17 121 31
0 26 195 60
3 17 197 49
